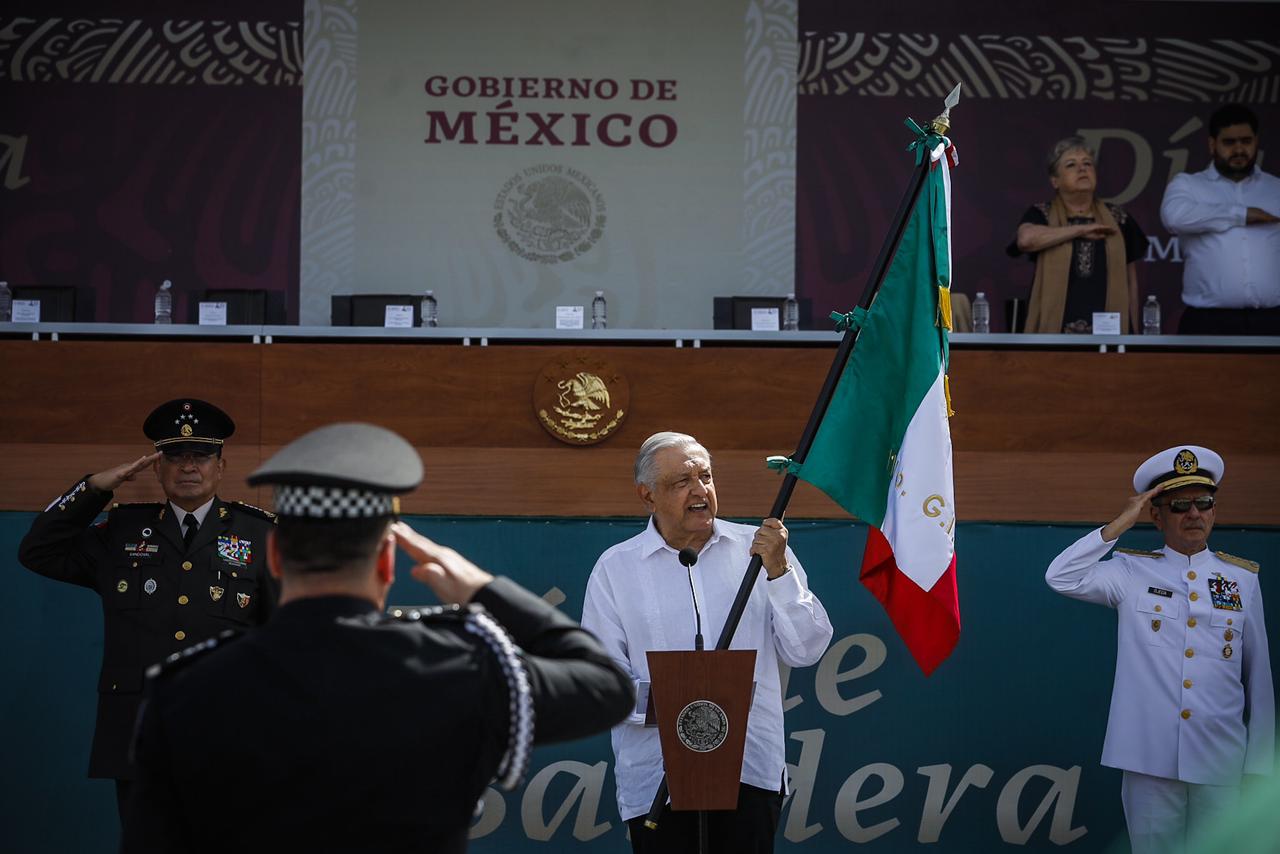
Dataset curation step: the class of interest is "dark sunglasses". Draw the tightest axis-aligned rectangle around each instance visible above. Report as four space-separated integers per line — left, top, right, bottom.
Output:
1159 495 1215 513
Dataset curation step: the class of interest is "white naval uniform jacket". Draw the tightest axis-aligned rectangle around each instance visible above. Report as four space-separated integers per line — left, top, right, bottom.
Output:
1046 528 1274 785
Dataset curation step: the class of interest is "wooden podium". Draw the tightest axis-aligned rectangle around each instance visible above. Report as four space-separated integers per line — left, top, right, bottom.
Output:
646 649 756 811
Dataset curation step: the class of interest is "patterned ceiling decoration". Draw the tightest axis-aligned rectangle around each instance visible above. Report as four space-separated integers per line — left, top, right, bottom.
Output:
798 33 1279 103
0 17 302 85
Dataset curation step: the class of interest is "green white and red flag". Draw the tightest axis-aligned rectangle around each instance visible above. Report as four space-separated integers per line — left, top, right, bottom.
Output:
787 139 961 674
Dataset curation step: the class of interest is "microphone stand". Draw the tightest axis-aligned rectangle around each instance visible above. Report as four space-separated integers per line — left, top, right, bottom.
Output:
643 92 960 836
679 548 708 854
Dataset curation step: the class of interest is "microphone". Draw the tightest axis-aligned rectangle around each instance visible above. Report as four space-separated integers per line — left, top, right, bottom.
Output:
678 548 703 651
643 547 703 832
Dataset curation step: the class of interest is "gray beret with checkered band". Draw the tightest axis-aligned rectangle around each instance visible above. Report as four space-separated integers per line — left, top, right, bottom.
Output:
247 423 423 519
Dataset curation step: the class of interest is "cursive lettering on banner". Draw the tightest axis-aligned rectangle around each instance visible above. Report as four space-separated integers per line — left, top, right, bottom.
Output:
0 134 32 191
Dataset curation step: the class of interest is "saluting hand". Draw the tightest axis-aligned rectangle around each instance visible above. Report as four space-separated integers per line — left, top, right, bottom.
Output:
88 452 162 493
392 521 494 605
751 517 790 579
1101 487 1162 543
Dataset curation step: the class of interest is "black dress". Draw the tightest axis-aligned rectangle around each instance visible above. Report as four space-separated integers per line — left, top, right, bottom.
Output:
1008 202 1147 332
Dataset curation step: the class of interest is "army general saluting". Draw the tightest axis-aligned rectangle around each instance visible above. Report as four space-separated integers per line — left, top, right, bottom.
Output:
1045 445 1274 854
18 399 277 816
122 423 634 853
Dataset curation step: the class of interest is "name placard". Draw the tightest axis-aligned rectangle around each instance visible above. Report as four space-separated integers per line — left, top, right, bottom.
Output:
556 305 585 330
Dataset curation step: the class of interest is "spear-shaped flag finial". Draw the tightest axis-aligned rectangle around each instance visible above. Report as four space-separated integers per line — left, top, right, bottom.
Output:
930 83 962 136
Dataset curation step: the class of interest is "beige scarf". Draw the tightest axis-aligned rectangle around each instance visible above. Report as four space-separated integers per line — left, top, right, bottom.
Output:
1025 196 1128 333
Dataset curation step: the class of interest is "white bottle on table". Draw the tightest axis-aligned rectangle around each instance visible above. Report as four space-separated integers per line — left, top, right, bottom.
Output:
972 291 990 334
154 280 172 324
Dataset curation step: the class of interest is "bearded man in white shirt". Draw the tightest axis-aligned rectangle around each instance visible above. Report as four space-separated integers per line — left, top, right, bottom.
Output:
582 431 833 854
1160 103 1280 335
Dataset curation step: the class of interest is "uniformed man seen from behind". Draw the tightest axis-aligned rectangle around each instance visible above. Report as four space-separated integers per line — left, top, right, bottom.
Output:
121 422 634 853
17 398 277 817
1045 445 1274 854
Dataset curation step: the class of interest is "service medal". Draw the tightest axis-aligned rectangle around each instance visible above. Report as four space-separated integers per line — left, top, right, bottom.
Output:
217 535 252 566
143 578 157 595
1223 629 1234 642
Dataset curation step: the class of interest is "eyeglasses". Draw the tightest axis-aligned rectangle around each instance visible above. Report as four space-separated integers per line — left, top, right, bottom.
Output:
162 451 218 465
1159 495 1215 513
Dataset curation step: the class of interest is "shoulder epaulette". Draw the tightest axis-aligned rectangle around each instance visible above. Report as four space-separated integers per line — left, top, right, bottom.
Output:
1216 551 1260 573
144 629 243 683
384 603 465 624
232 500 277 523
1115 547 1162 559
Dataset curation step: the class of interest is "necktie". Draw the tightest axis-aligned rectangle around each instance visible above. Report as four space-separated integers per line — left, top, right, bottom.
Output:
182 514 199 550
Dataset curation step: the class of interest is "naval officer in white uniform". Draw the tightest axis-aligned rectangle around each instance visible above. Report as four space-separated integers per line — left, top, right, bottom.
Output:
1045 445 1273 854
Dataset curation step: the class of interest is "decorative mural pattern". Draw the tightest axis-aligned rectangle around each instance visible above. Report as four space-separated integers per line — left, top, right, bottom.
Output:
299 0 358 325
797 33 1280 103
742 0 798 297
0 16 301 85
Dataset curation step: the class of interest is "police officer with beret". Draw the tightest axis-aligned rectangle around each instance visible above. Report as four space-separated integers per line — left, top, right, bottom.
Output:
121 422 634 853
1045 445 1274 854
18 398 278 816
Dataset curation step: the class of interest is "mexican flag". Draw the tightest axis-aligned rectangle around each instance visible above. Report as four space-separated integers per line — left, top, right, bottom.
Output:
790 139 961 675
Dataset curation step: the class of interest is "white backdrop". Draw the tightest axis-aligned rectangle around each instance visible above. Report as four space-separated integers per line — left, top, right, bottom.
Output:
300 0 797 328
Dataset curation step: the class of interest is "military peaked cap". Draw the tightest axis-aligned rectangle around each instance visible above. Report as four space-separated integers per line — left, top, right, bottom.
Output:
247 423 423 519
143 399 235 452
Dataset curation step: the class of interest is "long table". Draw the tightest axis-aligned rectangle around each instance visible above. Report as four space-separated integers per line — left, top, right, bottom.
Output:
2 327 1276 524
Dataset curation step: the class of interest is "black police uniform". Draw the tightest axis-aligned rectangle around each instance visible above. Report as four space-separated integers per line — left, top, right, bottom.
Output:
123 577 634 853
119 421 634 853
17 480 278 780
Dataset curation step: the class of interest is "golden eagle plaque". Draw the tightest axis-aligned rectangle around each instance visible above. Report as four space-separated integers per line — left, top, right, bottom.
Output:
533 354 629 445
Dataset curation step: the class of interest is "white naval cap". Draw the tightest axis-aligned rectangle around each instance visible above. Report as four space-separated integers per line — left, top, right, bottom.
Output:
247 423 423 519
1132 445 1224 494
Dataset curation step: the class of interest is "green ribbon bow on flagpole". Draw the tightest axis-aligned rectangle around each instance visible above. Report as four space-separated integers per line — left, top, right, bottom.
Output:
765 455 799 475
830 307 869 333
904 117 946 164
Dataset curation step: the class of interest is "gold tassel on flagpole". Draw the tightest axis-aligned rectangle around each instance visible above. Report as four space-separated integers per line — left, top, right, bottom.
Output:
937 286 953 331
944 374 955 417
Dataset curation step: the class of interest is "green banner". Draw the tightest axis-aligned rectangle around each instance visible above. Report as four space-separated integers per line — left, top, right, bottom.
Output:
2 514 1276 852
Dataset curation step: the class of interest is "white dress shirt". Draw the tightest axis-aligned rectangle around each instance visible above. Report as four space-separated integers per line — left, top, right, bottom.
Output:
1160 164 1280 309
168 498 214 531
581 518 833 821
1045 528 1274 785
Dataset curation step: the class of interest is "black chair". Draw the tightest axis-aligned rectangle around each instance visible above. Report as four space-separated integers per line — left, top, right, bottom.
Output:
331 294 420 327
12 285 80 322
713 296 811 330
197 289 286 324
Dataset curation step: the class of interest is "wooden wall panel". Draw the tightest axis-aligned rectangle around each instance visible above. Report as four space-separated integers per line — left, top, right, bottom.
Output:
0 341 265 444
2 340 1276 525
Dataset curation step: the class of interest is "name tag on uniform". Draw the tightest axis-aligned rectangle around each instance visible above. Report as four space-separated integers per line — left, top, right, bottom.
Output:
1147 587 1172 598
124 542 160 558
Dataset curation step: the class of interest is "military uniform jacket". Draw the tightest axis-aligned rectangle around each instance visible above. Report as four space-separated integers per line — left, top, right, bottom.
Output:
17 477 278 779
1045 528 1275 785
121 577 634 854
